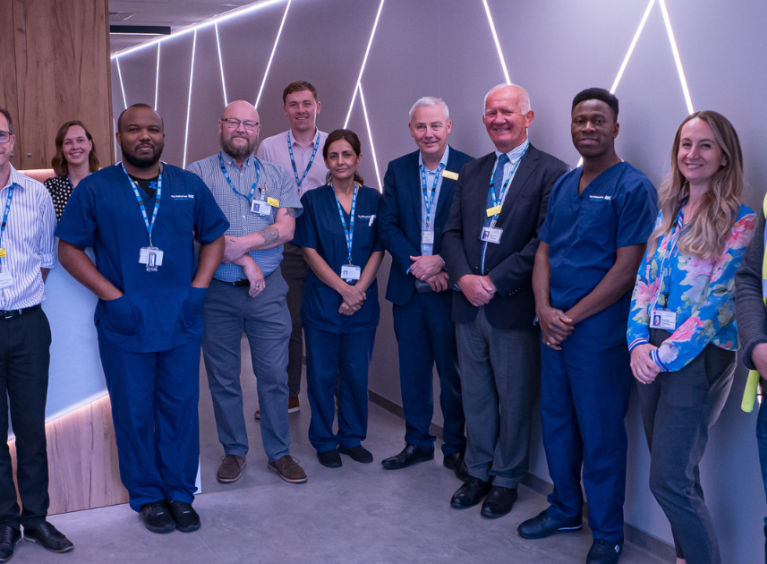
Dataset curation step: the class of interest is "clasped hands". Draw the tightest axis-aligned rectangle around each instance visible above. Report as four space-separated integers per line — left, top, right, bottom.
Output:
410 254 449 292
338 283 366 316
457 274 496 307
537 305 574 351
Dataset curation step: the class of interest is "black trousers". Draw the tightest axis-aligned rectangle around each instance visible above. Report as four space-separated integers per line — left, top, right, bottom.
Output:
0 307 51 530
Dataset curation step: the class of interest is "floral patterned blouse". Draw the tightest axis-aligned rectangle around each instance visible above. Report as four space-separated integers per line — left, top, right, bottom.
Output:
627 204 757 372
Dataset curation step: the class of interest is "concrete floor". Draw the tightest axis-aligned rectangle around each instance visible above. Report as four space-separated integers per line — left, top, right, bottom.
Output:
18 339 666 563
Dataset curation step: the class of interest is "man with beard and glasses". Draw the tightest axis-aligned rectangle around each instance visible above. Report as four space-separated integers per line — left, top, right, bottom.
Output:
188 100 307 485
57 104 229 534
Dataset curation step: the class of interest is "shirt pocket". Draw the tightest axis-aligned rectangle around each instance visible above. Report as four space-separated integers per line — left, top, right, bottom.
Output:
577 198 618 250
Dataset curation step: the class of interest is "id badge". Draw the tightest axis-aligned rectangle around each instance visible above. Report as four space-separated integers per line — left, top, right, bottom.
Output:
650 309 676 330
421 231 435 245
480 227 503 244
0 265 13 289
139 246 164 272
341 264 361 282
250 199 272 216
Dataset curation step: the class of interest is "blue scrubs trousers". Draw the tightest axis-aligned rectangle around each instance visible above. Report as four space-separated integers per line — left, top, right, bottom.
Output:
393 291 465 455
99 337 201 511
541 334 632 543
304 326 375 453
758 379 767 562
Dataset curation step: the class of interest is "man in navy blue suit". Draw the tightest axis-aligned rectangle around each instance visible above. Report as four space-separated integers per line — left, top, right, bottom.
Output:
378 97 473 480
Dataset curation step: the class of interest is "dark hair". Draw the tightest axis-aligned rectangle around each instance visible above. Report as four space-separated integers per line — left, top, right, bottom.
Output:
323 129 364 186
0 107 13 135
117 103 164 132
51 121 100 177
571 88 619 121
282 81 318 104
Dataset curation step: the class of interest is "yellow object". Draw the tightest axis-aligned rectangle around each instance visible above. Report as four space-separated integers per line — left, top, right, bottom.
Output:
486 205 502 217
0 248 5 257
742 370 761 413
442 170 459 181
267 197 280 208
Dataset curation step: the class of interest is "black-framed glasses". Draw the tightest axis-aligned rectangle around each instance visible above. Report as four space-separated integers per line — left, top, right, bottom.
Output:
221 118 260 131
0 131 10 144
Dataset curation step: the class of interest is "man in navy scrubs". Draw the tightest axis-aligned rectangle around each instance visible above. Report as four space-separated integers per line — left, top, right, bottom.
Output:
518 89 657 564
378 97 473 479
57 104 229 535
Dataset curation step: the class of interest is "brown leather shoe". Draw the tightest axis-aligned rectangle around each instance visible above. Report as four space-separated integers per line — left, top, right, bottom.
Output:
216 454 246 483
268 455 307 484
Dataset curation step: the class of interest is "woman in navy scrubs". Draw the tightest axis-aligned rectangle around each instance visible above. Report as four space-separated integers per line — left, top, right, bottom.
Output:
293 129 384 468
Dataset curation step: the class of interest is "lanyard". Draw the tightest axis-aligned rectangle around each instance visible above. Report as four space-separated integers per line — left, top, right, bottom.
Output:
650 205 686 311
420 163 445 229
219 153 261 202
0 183 15 263
333 183 358 265
121 163 163 248
488 146 528 225
287 131 320 189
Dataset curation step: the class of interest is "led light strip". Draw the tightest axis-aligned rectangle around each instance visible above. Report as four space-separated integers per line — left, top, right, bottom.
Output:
658 0 694 114
610 0 656 93
358 85 382 191
154 43 161 110
255 0 292 108
482 0 511 84
344 0 386 128
182 30 198 169
115 58 128 110
215 23 228 106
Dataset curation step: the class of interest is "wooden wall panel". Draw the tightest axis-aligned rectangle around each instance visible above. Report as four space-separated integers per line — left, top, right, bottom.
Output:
12 0 113 170
0 1 21 169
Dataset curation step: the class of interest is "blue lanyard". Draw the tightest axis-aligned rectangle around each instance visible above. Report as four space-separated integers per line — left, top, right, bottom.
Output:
420 163 445 229
488 146 528 220
333 183 357 265
0 183 15 263
219 153 261 202
287 131 320 189
121 163 163 248
651 205 686 310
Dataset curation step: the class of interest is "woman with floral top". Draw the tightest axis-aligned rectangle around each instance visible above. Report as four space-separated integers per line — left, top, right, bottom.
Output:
627 111 757 564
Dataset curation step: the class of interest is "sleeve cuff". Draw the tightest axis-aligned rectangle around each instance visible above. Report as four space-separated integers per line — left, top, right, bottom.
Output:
650 349 669 372
628 338 649 353
743 338 767 370
39 254 55 269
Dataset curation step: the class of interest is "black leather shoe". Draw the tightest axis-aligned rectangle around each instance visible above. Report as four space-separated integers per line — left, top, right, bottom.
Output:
23 522 73 553
338 445 373 464
480 486 517 518
443 451 469 481
450 477 491 509
317 449 342 468
166 499 200 533
0 525 20 562
381 444 434 470
586 539 623 564
139 501 176 534
518 509 582 539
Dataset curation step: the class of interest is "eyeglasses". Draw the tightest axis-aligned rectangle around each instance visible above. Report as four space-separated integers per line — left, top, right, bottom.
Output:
221 118 260 131
0 131 10 144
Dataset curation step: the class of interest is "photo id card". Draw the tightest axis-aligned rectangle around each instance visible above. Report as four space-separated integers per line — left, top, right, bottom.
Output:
421 231 435 245
480 227 503 244
0 265 13 289
650 309 677 330
139 246 164 272
341 264 361 282
251 199 272 216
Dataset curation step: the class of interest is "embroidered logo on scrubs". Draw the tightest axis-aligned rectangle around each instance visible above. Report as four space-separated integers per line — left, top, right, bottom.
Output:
170 194 195 200
588 195 612 201
358 214 376 227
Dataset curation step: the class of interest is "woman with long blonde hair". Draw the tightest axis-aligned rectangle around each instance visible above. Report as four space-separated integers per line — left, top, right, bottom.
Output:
627 111 757 564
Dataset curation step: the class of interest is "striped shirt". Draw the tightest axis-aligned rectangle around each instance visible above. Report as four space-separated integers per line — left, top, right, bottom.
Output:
188 151 302 281
257 129 329 199
0 166 56 310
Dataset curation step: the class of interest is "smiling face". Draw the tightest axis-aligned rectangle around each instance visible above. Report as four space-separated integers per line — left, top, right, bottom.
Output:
0 114 15 175
482 86 534 153
324 139 361 184
409 104 452 162
283 90 320 135
62 125 93 168
676 117 727 188
570 99 619 159
116 106 165 169
219 100 260 159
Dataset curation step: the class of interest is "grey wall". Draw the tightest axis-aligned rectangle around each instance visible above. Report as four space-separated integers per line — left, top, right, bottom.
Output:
110 1 767 561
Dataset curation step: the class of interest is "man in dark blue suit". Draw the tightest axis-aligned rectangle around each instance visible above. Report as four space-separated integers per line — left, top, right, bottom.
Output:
378 97 473 480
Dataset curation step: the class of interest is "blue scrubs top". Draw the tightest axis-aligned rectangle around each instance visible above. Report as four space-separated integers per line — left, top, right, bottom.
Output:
539 162 657 347
56 164 230 353
293 184 383 334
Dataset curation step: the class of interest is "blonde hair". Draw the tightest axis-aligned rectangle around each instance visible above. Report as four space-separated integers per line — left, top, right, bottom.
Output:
647 111 743 260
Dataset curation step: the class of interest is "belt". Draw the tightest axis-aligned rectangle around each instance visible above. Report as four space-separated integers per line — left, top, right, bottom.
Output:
0 304 41 320
215 279 250 287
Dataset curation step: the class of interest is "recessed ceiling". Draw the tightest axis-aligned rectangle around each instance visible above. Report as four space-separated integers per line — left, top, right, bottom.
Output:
109 0 257 53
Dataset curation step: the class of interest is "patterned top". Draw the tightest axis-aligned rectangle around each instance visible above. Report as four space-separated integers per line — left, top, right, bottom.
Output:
627 204 757 371
44 175 74 221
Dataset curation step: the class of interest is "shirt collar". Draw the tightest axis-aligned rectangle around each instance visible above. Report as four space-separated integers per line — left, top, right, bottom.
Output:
418 145 450 173
219 150 254 169
494 138 529 164
288 128 319 149
3 165 23 192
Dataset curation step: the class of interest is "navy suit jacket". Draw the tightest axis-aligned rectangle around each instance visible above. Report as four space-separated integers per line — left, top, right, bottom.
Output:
379 146 474 306
442 144 568 330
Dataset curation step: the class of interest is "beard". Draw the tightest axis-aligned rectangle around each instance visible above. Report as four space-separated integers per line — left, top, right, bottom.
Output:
122 142 164 169
220 131 257 159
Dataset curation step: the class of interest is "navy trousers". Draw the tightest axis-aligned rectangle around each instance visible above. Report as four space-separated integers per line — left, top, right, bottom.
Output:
541 336 632 543
392 291 465 455
304 326 375 453
758 378 767 563
99 338 201 511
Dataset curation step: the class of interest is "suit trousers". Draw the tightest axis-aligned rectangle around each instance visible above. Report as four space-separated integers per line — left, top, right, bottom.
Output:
282 243 307 398
0 307 50 530
99 337 201 512
457 307 539 488
201 273 291 461
393 290 465 455
638 329 736 564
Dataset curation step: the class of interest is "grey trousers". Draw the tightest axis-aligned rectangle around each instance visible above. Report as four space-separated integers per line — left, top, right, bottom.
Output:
282 243 307 398
456 307 540 488
638 329 736 564
201 271 292 461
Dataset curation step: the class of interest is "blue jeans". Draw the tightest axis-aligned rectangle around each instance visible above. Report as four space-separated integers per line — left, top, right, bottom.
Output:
758 380 767 562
